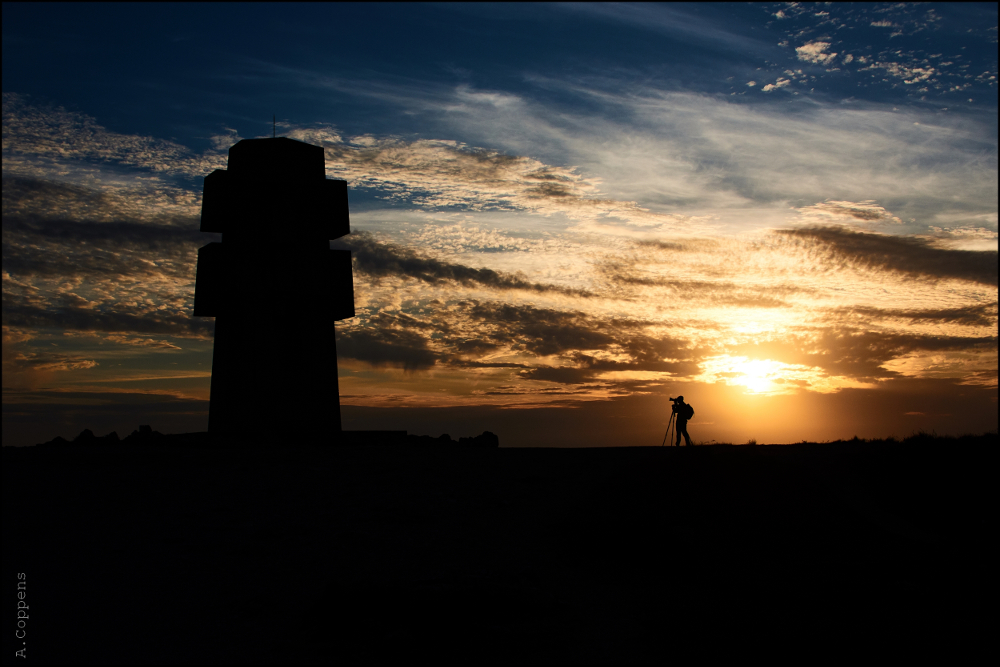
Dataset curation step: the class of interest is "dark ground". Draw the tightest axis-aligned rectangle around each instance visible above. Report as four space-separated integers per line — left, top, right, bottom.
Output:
3 434 993 664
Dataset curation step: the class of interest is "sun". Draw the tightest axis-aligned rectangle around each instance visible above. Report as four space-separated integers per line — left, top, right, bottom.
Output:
742 372 773 394
732 359 782 394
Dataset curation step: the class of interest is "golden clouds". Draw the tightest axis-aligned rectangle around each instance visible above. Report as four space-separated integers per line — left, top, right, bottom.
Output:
2 94 996 429
796 200 905 226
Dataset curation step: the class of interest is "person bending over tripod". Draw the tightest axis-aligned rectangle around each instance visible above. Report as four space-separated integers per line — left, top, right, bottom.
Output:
671 396 694 446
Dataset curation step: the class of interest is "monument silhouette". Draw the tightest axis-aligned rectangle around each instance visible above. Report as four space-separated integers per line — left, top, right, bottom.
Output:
194 136 354 442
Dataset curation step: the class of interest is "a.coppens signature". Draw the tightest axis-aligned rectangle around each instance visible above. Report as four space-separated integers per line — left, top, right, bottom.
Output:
15 573 27 658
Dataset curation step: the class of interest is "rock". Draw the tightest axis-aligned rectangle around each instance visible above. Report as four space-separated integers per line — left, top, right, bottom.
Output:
122 426 165 446
74 429 97 444
37 429 123 447
459 431 499 448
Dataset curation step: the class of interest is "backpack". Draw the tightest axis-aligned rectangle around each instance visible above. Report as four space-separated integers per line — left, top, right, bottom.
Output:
682 404 694 420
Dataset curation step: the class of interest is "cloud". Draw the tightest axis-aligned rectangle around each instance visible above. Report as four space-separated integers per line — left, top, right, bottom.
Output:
926 225 999 251
796 200 905 225
10 82 995 241
464 301 695 370
1 175 201 227
336 296 702 387
468 302 617 357
831 303 997 329
762 78 792 92
410 79 995 226
335 326 439 371
796 41 838 65
334 231 593 297
2 93 226 179
209 128 243 151
1 175 214 342
1 297 213 338
518 365 597 385
775 226 998 286
866 61 936 85
321 133 701 232
1 326 34 346
555 3 771 54
599 268 803 308
12 351 97 372
451 359 530 369
103 334 183 350
727 328 996 382
1 176 206 337
3 75 997 409
2 175 200 231
400 217 564 256
2 326 100 390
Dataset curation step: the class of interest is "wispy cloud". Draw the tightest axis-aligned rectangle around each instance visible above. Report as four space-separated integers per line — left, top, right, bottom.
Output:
334 231 593 297
796 200 905 225
831 303 997 328
2 77 996 412
556 3 772 55
2 93 227 181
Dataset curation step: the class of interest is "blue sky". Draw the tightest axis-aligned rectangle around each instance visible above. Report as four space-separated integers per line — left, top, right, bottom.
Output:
3 3 997 446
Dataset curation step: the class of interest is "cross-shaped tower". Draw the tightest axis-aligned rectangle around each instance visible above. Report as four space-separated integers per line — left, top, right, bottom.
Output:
194 137 354 442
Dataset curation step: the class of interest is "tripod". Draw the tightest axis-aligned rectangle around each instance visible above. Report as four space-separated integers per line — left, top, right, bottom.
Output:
661 410 677 447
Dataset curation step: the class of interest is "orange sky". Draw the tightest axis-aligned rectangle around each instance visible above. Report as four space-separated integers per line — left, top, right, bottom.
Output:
3 4 997 446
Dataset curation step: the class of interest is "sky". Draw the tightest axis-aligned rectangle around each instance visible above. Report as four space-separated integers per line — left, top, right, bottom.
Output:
2 2 997 447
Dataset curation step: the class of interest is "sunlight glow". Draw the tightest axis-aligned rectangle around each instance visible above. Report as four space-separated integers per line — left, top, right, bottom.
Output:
697 356 813 395
730 358 784 394
695 355 882 395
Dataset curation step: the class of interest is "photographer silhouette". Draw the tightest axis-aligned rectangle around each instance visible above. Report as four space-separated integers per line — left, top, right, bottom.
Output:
671 396 694 446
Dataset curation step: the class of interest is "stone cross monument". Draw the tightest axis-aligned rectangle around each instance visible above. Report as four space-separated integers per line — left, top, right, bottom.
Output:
194 137 354 442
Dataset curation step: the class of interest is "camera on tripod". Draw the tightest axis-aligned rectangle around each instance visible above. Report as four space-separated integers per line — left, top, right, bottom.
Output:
662 396 692 446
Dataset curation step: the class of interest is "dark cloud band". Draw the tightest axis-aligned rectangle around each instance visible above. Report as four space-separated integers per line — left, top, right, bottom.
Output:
1 302 213 338
777 226 998 286
831 303 997 328
334 232 593 297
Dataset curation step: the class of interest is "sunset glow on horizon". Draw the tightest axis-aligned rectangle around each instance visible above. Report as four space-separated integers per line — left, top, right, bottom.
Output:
3 3 996 446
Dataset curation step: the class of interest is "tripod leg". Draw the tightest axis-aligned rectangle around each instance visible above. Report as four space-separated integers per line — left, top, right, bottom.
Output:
661 412 674 447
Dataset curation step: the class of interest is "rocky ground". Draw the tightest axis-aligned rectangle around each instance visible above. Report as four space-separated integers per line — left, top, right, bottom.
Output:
3 433 992 664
